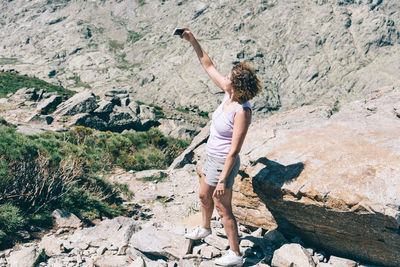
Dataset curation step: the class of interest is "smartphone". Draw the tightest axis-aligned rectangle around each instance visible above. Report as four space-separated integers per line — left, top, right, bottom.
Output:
173 28 184 36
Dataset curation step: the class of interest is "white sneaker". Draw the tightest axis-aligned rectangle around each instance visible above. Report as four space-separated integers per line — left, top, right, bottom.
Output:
215 249 244 266
184 226 211 240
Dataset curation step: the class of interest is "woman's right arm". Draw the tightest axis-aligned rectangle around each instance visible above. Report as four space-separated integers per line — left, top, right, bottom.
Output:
179 27 230 93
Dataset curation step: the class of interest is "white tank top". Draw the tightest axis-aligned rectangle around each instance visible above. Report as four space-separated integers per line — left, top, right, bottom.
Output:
206 93 252 158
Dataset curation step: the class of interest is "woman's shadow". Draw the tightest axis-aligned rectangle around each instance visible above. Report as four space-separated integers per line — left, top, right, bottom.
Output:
239 157 305 266
251 157 304 190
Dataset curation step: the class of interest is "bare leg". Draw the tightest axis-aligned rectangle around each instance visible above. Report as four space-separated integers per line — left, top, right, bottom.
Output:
213 189 240 255
199 173 215 229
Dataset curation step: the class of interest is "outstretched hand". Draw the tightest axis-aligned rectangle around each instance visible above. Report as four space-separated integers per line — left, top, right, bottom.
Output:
177 27 195 43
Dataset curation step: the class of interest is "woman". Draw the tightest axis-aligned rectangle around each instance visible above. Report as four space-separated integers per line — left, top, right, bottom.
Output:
178 27 262 266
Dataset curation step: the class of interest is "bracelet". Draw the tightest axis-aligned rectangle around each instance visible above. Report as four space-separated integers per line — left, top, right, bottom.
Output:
218 179 226 184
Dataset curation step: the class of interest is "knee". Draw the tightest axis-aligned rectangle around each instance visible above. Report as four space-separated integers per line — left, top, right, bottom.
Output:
199 193 213 207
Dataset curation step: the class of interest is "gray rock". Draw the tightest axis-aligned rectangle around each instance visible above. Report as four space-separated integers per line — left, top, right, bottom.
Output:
68 217 137 251
127 101 139 115
6 245 42 267
121 97 130 107
271 243 315 267
26 114 54 125
40 234 64 256
36 94 62 114
328 256 357 267
51 209 82 229
204 235 229 251
108 105 141 132
200 246 221 259
138 104 156 121
94 99 115 113
9 88 38 102
129 226 192 260
236 87 400 266
239 239 255 248
251 228 263 238
93 254 130 267
158 119 199 139
42 92 60 99
54 90 99 116
68 112 108 130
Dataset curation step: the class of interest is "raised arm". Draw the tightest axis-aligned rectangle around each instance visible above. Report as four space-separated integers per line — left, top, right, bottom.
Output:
179 27 230 94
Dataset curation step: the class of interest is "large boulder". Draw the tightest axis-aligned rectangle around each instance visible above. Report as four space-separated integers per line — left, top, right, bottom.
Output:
129 226 192 260
6 245 42 267
54 90 99 116
36 94 62 114
51 209 82 229
9 88 38 102
271 243 315 267
232 87 400 266
68 112 108 131
158 118 199 139
67 217 138 251
108 105 141 132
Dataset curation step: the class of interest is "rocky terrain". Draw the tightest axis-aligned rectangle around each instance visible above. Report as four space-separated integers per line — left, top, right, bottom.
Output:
1 0 400 266
0 0 399 117
1 86 399 267
0 87 203 139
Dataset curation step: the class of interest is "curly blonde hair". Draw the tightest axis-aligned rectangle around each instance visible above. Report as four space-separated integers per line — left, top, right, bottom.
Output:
230 62 262 103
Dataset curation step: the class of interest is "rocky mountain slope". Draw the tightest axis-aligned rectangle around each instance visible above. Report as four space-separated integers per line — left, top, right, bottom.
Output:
1 0 399 118
190 85 400 266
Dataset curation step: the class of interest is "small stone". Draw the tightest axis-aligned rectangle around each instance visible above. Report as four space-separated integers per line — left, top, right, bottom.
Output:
314 252 325 262
204 234 229 251
93 254 130 267
306 248 314 256
328 256 357 267
271 243 314 267
77 242 89 250
51 209 82 229
200 246 221 259
251 228 263 238
40 234 64 256
6 245 41 267
240 239 256 248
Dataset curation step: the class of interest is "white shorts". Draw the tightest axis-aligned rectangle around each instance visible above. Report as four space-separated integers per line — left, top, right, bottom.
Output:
201 154 240 188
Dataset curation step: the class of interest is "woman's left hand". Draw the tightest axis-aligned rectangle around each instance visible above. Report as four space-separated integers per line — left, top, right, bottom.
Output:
213 182 226 198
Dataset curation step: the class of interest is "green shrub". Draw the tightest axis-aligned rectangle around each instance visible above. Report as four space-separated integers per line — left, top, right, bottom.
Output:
0 124 189 248
0 72 75 99
0 203 25 245
176 107 190 114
